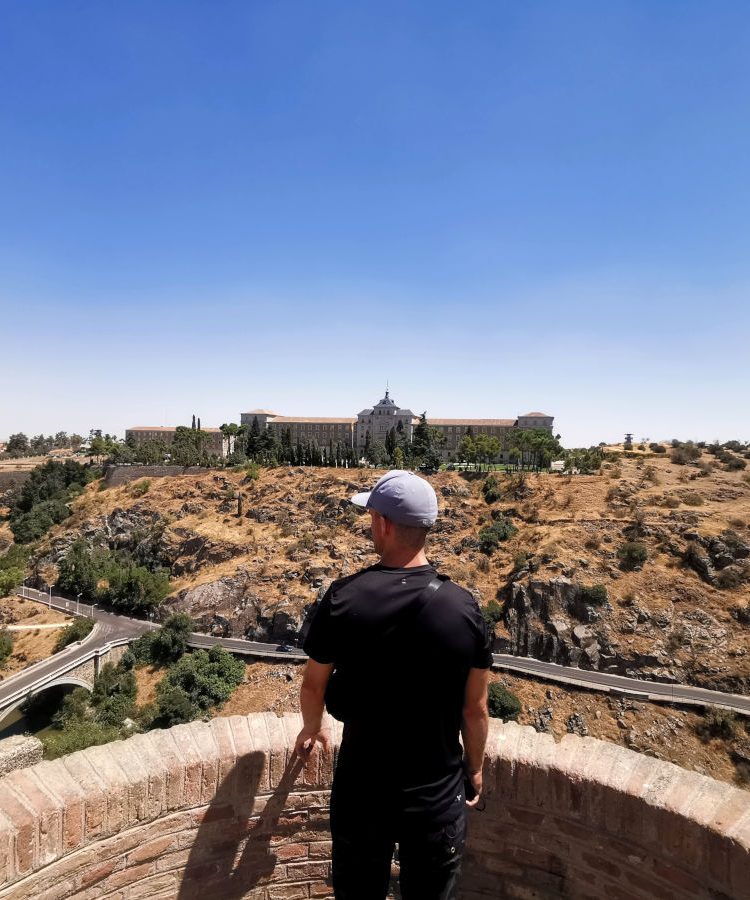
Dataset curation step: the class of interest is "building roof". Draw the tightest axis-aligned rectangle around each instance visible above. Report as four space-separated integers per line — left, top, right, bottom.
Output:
268 417 356 425
243 409 281 416
127 426 223 433
522 412 550 418
429 418 517 427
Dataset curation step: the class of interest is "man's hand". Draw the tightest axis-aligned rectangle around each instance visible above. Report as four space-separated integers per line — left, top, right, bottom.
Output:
465 769 482 808
295 727 328 759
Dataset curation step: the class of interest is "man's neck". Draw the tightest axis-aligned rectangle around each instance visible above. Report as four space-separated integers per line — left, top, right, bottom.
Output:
378 548 430 569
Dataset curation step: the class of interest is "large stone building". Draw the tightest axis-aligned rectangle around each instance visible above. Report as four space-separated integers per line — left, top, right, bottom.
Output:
241 391 554 460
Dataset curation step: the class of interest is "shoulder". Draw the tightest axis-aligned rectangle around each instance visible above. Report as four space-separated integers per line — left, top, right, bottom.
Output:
438 578 486 622
327 566 380 599
440 578 479 608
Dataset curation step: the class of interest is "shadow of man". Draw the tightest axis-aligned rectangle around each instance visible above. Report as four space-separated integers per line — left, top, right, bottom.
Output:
177 748 312 899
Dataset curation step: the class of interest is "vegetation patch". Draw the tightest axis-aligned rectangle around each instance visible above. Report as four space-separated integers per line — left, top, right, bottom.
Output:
7 460 99 544
0 629 13 669
57 539 170 616
53 617 94 652
478 514 517 554
578 584 608 606
617 541 648 571
487 682 521 721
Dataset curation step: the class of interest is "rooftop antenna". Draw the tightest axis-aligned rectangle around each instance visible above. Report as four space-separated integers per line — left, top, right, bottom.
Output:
385 379 389 399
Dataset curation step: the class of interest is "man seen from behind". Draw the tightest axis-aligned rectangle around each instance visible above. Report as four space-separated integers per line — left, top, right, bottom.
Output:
295 470 492 900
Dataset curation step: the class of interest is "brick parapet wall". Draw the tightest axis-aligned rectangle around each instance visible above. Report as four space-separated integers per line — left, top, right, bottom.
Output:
0 714 747 899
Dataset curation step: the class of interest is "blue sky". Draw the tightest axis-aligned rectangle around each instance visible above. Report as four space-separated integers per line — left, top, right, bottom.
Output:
1 1 748 446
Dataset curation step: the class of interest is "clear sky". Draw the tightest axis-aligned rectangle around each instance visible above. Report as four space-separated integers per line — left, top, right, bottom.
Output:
1 1 748 447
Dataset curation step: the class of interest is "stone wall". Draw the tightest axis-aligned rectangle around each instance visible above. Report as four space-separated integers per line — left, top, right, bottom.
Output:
0 736 42 779
0 713 747 899
103 466 212 488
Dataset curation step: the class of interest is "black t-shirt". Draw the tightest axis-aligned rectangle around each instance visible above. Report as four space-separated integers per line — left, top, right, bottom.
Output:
303 563 492 824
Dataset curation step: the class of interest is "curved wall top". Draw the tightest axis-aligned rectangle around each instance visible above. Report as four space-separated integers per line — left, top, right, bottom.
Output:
0 712 747 899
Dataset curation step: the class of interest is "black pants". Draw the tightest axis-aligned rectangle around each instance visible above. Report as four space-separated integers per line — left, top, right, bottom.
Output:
330 777 466 900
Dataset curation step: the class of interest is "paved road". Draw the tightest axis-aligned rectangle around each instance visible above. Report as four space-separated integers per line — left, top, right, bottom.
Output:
0 589 154 714
7 588 750 717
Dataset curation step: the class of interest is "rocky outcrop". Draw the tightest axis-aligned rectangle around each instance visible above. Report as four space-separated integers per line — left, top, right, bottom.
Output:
164 571 312 643
503 577 613 669
680 529 750 586
503 577 689 680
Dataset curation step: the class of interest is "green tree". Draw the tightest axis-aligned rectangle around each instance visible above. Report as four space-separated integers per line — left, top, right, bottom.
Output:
158 645 244 713
385 427 397 461
6 433 29 455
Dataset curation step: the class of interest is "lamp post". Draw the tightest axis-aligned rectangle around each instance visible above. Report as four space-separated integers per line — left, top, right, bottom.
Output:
76 593 82 616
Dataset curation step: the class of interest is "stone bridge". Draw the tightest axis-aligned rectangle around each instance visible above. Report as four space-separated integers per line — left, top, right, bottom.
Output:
0 712 747 899
0 630 131 730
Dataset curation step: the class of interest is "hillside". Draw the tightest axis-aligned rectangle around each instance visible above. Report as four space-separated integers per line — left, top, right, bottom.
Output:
18 452 750 784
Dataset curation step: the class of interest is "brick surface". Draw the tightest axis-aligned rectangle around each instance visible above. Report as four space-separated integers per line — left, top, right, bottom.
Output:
0 713 746 899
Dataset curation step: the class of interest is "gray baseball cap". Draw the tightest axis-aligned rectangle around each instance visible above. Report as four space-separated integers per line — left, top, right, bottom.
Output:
351 470 438 528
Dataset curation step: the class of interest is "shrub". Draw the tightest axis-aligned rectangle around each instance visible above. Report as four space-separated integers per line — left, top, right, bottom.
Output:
131 479 151 496
680 491 704 507
0 629 13 668
482 475 501 504
478 515 517 555
153 686 199 727
717 566 747 590
0 567 24 597
487 683 521 720
482 600 504 628
670 443 701 466
663 495 681 509
696 707 738 742
42 721 122 760
617 542 648 571
157 645 244 715
649 443 666 454
54 616 95 652
583 534 601 551
643 466 660 484
579 584 608 606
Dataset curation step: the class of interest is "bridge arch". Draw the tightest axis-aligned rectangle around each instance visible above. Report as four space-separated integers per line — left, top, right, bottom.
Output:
0 678 92 730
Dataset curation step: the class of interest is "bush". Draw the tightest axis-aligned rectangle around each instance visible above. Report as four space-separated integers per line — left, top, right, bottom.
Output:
579 584 608 606
0 628 13 668
482 475 501 504
478 515 517 555
696 707 738 742
42 720 122 759
617 542 648 571
670 443 701 466
54 617 95 652
157 645 244 715
487 683 521 720
131 479 151 496
482 600 504 628
153 686 199 727
0 567 24 597
680 491 704 507
649 443 666 454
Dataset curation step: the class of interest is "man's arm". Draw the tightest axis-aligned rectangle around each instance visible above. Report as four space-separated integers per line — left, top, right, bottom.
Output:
295 659 334 758
461 667 489 807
